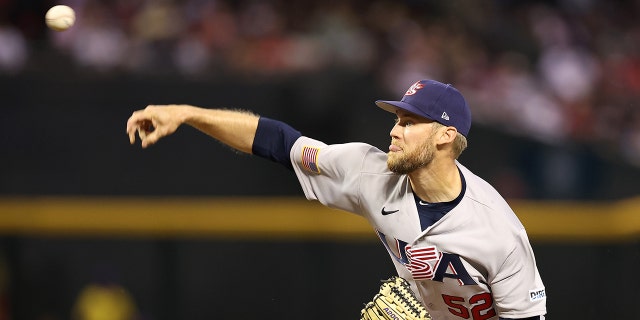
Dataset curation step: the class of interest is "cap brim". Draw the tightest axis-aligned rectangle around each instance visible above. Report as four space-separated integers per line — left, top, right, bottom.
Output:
375 100 435 121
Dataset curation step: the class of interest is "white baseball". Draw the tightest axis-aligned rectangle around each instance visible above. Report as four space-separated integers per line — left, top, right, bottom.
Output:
45 5 76 32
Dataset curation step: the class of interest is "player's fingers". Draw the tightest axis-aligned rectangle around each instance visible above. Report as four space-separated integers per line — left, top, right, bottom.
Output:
127 109 157 145
127 118 141 145
126 111 146 142
139 121 166 148
126 110 144 131
128 105 174 148
128 128 136 144
140 130 160 148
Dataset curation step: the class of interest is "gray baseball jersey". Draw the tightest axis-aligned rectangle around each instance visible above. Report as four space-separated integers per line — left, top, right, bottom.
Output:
290 136 547 320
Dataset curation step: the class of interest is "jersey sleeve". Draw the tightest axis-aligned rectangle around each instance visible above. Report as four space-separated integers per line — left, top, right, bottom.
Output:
289 136 378 214
251 117 302 170
491 229 547 318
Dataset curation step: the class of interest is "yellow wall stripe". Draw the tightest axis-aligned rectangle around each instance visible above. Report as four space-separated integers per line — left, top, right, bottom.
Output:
510 197 640 241
0 196 638 241
0 197 372 240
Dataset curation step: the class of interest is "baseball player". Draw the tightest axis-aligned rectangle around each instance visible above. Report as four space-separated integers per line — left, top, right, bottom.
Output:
127 79 547 320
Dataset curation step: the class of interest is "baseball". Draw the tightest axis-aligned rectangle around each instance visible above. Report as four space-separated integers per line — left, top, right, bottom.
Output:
45 5 76 32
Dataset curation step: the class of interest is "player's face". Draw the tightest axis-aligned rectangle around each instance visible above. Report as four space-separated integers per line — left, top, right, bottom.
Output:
387 111 439 174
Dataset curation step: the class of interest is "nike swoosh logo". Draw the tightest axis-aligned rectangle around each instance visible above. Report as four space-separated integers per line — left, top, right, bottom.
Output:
381 207 399 215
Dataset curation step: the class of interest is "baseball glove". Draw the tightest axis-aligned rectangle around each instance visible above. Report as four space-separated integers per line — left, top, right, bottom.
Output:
360 276 431 320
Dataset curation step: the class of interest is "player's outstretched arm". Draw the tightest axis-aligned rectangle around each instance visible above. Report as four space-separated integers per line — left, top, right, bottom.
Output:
126 105 259 153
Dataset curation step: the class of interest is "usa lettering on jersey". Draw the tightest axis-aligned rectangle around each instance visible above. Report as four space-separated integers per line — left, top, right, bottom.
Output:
406 245 441 280
377 230 476 285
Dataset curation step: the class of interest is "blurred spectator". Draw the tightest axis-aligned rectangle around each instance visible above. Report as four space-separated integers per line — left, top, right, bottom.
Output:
0 23 27 73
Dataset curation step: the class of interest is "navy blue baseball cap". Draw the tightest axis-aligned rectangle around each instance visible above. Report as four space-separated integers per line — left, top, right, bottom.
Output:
375 80 472 136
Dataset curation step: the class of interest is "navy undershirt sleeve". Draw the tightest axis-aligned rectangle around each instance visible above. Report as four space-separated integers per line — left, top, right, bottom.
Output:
251 117 302 171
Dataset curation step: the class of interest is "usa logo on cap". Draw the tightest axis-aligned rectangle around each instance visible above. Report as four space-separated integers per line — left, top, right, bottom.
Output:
405 81 425 96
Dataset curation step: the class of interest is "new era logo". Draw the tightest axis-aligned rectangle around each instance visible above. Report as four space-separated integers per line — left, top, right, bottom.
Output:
441 112 450 120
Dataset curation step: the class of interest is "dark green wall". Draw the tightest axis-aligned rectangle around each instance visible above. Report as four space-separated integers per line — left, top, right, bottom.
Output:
2 72 639 199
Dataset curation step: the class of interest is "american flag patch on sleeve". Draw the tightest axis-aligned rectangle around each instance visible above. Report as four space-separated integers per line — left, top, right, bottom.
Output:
301 146 321 174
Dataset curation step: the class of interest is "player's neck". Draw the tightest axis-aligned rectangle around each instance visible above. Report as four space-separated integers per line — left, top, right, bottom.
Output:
409 160 461 203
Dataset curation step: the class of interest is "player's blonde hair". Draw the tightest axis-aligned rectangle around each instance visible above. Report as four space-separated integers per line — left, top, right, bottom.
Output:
452 133 468 159
432 122 468 159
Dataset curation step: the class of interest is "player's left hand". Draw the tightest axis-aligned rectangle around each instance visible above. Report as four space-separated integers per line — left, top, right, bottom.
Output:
126 105 185 148
361 276 431 320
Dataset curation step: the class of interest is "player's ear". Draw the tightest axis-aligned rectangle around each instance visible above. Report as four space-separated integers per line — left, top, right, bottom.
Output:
436 126 457 145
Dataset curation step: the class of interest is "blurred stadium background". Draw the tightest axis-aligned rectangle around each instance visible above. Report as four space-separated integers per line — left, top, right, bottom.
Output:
0 0 639 319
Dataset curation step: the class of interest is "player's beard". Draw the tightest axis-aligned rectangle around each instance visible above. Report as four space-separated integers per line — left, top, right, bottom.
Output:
387 138 436 174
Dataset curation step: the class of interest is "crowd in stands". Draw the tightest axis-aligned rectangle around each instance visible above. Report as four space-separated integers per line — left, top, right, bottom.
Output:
1 0 640 166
